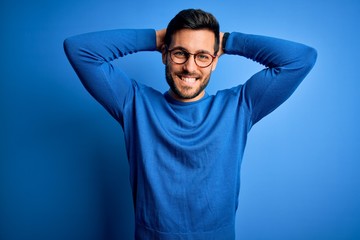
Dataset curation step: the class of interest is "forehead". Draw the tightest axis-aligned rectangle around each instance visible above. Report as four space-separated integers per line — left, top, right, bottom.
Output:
170 29 215 52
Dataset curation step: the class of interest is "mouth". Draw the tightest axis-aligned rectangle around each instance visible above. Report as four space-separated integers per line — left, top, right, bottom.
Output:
181 76 197 83
178 75 199 85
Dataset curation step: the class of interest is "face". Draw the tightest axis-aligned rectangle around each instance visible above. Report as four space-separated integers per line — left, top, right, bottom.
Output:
162 29 218 102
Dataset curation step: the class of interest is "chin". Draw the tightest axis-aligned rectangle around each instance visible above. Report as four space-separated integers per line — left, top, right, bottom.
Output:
165 65 211 101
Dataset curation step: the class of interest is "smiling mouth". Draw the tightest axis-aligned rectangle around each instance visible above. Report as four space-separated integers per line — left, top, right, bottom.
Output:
181 77 197 83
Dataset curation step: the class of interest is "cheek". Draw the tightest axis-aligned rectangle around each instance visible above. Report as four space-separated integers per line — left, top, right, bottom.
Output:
200 68 212 78
167 63 181 75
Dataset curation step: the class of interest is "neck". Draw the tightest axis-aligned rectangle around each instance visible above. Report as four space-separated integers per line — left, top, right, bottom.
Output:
168 90 205 102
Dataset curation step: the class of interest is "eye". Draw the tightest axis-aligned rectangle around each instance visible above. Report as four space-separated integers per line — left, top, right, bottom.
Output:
196 53 211 62
172 50 187 58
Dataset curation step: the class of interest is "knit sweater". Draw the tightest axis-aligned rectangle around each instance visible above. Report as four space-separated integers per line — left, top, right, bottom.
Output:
64 29 317 239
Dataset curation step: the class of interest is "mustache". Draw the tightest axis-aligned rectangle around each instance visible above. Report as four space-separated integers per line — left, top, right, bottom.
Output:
165 64 200 78
177 70 199 77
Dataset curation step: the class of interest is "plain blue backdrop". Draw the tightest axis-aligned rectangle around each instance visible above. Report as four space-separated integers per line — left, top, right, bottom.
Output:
1 0 360 239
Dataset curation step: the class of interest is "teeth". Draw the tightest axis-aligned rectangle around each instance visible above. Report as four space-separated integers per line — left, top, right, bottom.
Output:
181 77 196 83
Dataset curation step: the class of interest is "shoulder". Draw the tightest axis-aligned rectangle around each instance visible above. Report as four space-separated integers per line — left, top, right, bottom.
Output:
128 80 166 105
205 85 249 112
214 85 245 100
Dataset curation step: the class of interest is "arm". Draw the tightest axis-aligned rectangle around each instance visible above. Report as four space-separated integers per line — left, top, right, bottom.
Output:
222 32 317 124
63 29 157 122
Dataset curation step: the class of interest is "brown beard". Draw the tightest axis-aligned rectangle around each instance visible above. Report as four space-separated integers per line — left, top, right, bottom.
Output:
165 65 211 100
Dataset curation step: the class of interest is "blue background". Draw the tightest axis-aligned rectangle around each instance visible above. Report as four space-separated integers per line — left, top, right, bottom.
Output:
1 0 359 239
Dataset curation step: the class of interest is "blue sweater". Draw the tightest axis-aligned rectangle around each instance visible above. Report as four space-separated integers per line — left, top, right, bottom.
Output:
64 29 317 239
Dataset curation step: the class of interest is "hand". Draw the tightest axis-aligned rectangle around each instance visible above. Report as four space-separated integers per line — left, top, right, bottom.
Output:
217 32 225 57
156 29 166 52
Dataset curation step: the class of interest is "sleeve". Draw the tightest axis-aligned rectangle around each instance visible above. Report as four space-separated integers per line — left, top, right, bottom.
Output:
224 32 317 125
63 29 157 123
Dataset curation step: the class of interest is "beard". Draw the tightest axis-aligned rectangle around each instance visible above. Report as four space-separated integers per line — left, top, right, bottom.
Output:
165 64 211 101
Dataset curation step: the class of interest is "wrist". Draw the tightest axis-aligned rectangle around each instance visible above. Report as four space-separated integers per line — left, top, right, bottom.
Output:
222 32 230 52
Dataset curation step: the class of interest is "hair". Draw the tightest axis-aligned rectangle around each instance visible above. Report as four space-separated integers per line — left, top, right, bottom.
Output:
164 9 220 55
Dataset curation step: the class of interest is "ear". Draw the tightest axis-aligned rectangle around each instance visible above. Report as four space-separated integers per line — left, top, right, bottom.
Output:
161 45 167 65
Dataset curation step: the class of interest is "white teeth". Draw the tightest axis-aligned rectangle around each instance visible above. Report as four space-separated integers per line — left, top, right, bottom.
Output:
181 77 196 83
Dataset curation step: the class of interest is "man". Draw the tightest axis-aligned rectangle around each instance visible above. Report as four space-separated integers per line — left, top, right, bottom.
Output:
64 9 317 240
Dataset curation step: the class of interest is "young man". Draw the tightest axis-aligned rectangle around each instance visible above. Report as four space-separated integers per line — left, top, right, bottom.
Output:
64 9 317 240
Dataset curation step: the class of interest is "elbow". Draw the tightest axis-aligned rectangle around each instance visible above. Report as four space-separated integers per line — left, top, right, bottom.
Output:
63 37 77 60
63 34 87 59
292 46 317 76
63 38 70 53
286 46 318 80
304 46 318 70
297 46 318 82
63 36 87 65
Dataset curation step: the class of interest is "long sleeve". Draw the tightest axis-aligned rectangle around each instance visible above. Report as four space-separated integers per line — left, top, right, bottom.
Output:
63 29 157 123
224 32 317 125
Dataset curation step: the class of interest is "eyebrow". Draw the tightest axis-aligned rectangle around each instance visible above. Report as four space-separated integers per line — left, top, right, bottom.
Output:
170 46 213 55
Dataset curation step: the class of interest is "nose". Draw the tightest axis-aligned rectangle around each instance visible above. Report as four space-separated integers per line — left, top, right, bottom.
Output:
182 55 197 72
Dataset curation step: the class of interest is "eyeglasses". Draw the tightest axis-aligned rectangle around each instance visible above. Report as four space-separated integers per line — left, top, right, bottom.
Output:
167 48 216 68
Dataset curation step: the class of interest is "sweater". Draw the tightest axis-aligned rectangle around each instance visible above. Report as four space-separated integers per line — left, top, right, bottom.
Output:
64 29 317 239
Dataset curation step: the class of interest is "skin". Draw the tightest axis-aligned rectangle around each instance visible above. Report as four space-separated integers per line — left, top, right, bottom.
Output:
156 29 224 102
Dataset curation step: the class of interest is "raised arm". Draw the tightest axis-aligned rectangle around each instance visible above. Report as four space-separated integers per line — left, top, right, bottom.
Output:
223 32 317 124
63 29 157 122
